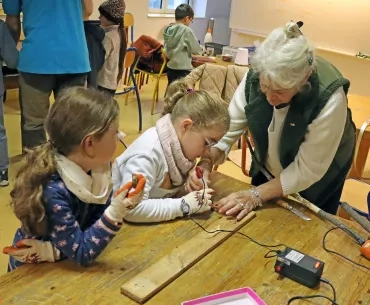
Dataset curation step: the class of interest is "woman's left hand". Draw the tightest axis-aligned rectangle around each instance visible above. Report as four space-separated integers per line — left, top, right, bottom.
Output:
213 190 257 221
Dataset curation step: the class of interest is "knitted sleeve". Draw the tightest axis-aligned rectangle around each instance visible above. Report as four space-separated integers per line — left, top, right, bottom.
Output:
213 73 249 163
102 35 114 60
280 87 348 195
112 154 184 223
44 184 121 267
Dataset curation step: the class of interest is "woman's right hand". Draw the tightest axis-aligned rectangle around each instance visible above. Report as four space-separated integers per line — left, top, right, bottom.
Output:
185 167 211 192
181 189 214 215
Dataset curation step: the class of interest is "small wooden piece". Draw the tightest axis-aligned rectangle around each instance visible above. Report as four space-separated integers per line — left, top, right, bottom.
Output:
121 211 257 303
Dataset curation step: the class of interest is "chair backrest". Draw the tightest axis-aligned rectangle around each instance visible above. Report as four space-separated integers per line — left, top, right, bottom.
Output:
124 12 134 43
124 47 138 69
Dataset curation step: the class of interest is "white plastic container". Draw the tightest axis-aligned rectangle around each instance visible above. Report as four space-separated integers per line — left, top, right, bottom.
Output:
235 48 250 66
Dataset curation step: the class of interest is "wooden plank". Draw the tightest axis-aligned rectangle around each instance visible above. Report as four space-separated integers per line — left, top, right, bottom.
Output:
121 211 256 303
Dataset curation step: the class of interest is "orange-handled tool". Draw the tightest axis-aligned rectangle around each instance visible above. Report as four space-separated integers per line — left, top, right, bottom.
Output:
114 173 146 199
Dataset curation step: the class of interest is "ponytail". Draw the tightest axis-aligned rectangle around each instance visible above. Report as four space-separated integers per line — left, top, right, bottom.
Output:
117 22 127 84
162 79 188 115
162 78 230 132
10 142 57 236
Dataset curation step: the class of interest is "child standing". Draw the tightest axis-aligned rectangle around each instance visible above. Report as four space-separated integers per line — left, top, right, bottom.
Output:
3 87 145 271
84 19 106 88
163 4 202 85
112 80 230 223
97 0 127 96
0 19 19 186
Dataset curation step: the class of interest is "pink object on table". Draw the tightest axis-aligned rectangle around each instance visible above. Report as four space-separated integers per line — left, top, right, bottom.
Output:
181 287 266 305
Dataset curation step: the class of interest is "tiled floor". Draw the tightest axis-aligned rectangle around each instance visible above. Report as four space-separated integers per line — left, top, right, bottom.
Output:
0 77 250 274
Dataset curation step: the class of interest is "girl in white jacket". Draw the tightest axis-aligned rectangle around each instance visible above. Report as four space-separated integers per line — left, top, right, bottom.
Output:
112 79 230 222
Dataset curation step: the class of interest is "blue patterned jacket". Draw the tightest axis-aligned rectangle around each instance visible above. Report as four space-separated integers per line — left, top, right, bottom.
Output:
8 173 120 271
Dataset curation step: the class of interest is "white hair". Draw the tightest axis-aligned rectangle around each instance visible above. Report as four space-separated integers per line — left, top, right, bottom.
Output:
251 21 316 90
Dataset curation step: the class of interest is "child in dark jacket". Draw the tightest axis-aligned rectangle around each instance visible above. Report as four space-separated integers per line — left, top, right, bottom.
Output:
0 19 19 186
3 87 145 271
84 20 106 88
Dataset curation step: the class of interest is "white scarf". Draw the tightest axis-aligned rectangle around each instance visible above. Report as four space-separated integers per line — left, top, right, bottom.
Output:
55 153 112 205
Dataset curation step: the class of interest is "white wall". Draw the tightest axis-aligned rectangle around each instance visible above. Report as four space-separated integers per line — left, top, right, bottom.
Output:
191 0 231 45
230 31 370 97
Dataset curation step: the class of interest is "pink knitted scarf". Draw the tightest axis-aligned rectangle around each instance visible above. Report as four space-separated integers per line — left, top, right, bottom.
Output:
156 114 196 187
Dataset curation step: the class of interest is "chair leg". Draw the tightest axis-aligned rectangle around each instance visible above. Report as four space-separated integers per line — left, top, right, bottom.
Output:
124 69 129 85
154 77 160 102
131 70 142 132
156 84 159 102
125 78 132 105
140 73 145 88
146 74 149 84
151 90 156 115
138 73 144 90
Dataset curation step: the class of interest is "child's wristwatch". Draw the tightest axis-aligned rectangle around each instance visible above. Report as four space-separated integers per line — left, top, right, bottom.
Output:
181 199 190 216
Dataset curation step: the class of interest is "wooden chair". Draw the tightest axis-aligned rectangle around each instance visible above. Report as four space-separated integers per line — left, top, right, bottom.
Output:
134 47 168 115
115 47 143 132
123 13 134 85
124 13 134 44
338 178 370 220
348 116 370 180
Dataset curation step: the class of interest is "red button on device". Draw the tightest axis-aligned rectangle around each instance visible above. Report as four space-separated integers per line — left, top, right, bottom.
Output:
314 262 320 269
275 266 281 272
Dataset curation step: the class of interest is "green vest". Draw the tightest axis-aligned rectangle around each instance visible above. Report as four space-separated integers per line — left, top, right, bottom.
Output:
244 56 356 204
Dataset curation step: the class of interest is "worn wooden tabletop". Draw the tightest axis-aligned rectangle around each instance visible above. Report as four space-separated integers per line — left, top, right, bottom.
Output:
0 172 369 305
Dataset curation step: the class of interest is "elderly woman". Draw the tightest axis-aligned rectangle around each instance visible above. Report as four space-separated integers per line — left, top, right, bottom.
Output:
188 21 356 220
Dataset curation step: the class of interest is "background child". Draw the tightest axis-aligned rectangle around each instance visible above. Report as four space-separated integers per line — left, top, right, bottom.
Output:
0 19 19 186
163 4 203 85
97 0 127 96
84 19 106 88
3 87 145 271
112 79 230 223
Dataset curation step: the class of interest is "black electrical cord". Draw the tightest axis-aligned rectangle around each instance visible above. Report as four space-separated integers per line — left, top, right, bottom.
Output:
287 278 338 305
189 217 286 255
192 176 286 254
323 227 370 271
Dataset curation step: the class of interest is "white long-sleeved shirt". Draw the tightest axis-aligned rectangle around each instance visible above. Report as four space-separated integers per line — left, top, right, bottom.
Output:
112 127 184 223
215 74 348 195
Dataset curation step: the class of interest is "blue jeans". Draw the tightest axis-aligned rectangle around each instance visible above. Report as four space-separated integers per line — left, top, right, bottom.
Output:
0 95 9 171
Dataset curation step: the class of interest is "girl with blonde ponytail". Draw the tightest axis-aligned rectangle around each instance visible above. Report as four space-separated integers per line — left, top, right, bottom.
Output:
112 79 230 223
4 87 145 271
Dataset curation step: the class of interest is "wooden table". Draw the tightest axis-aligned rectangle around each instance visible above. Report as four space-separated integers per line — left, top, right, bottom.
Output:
347 94 370 179
192 56 236 68
0 172 369 304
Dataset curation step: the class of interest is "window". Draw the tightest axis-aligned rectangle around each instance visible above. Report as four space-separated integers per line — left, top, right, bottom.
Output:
149 0 192 14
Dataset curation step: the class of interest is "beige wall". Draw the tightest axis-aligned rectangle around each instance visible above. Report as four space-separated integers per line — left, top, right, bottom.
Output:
92 0 170 42
230 32 370 97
